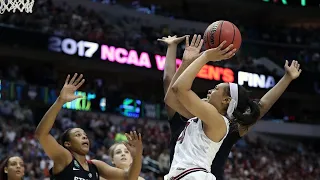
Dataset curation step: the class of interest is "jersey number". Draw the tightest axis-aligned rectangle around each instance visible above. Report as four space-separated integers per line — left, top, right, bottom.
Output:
177 122 190 144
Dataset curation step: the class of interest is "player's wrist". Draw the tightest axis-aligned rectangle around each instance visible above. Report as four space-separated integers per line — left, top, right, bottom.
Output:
283 73 294 81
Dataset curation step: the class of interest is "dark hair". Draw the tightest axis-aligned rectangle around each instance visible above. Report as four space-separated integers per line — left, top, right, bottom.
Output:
0 156 23 180
0 156 10 180
59 128 73 149
225 84 260 126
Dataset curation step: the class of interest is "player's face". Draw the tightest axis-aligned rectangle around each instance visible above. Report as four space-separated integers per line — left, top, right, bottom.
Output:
69 128 90 155
112 144 132 169
5 156 25 179
207 83 230 109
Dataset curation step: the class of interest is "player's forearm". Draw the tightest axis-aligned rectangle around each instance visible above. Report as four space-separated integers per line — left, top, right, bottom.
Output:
163 44 178 94
35 97 65 137
258 74 292 119
127 153 143 180
172 55 208 92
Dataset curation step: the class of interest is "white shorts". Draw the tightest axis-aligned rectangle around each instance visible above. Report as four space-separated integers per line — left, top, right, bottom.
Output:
165 167 216 180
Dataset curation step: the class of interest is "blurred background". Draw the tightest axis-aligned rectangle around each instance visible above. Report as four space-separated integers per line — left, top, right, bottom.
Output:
0 0 320 179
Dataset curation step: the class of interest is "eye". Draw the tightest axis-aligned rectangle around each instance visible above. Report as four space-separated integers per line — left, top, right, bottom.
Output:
115 151 121 154
76 134 81 137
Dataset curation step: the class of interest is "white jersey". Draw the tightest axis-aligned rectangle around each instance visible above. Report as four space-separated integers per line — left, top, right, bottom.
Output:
170 116 230 172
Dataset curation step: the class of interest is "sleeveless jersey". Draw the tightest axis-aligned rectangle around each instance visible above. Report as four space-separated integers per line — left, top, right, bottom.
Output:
50 158 100 180
170 116 230 172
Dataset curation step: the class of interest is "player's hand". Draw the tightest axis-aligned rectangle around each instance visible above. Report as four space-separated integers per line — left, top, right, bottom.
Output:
58 73 85 103
284 60 302 80
157 35 187 46
202 41 237 62
124 131 143 158
182 34 204 63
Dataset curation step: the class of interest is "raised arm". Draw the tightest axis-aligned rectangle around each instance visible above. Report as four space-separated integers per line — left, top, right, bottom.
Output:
158 35 188 118
171 42 236 141
163 35 203 119
93 131 143 180
35 73 85 172
238 61 302 136
258 60 301 119
158 35 186 95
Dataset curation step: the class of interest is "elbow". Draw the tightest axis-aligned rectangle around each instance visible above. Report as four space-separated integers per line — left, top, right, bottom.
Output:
34 129 41 140
171 83 180 94
34 127 44 140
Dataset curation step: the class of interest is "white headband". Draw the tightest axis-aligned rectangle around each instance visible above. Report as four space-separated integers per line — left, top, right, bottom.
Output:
227 83 238 119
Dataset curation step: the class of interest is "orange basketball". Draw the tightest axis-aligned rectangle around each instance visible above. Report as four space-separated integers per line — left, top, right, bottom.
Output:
203 20 242 51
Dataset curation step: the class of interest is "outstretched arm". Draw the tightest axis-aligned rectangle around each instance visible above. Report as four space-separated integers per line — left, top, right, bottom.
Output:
239 60 302 136
158 35 187 118
35 73 85 173
164 35 203 119
258 60 302 119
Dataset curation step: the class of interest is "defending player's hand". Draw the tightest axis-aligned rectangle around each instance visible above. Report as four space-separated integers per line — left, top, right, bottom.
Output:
202 41 237 62
284 60 302 80
58 73 85 103
157 35 187 45
182 34 204 62
124 131 143 157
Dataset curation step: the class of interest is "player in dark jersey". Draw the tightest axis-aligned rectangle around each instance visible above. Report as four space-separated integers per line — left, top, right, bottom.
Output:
0 156 25 180
35 73 143 180
159 35 302 179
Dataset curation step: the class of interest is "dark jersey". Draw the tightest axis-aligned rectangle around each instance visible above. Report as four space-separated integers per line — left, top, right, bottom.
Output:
50 158 100 180
168 113 188 163
211 124 241 180
169 113 241 180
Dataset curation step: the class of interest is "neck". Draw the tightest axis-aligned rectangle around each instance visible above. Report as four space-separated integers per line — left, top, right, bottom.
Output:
8 176 21 180
72 152 87 164
216 105 227 116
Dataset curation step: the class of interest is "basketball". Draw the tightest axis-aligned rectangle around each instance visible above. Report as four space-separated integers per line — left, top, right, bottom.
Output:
203 20 242 51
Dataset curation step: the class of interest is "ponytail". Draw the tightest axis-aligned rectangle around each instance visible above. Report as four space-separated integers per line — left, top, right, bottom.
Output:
225 84 260 127
233 99 260 126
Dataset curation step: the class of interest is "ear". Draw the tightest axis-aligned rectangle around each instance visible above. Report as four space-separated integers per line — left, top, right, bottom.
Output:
222 96 231 105
64 141 71 148
4 167 8 173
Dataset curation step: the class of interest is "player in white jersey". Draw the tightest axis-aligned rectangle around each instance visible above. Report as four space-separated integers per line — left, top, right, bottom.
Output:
165 41 260 180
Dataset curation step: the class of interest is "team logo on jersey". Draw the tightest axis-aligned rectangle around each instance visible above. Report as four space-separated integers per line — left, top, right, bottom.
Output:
88 173 92 178
74 160 80 168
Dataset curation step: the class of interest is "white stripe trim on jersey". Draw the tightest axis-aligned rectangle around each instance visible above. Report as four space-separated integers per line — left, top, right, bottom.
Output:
227 83 238 119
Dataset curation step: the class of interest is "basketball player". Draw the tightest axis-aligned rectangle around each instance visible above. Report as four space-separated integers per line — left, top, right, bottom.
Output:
99 143 145 180
35 73 143 180
0 156 25 180
160 35 302 179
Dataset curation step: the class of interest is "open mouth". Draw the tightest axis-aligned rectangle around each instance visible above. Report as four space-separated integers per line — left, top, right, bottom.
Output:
120 157 127 161
82 142 89 147
16 170 21 174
